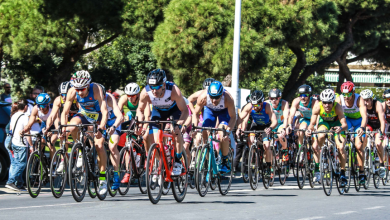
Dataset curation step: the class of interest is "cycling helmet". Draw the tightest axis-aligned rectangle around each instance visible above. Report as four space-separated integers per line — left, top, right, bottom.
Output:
147 69 166 86
246 95 251 103
207 81 224 98
93 82 106 96
36 93 51 105
341 81 355 93
58 81 72 95
72 70 91 88
383 89 390 98
360 89 374 99
298 84 312 94
269 88 282 98
202 78 215 89
250 90 264 104
320 89 335 102
125 82 140 95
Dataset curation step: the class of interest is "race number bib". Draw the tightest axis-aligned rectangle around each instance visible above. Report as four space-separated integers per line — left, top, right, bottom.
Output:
80 110 99 122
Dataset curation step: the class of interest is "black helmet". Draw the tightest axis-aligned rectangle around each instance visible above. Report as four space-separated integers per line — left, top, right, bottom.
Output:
202 78 215 89
250 90 264 104
384 89 390 99
268 88 282 98
246 95 251 103
58 81 72 95
298 84 312 94
147 69 166 86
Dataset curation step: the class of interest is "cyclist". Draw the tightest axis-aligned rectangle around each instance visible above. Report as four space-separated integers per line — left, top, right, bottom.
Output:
236 90 277 177
360 89 386 178
286 85 318 149
136 69 189 176
266 88 289 162
306 89 348 186
22 93 56 159
193 81 236 173
60 70 109 194
383 89 390 155
335 81 367 185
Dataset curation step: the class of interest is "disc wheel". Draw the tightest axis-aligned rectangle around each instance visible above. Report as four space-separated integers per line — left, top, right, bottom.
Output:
50 149 68 198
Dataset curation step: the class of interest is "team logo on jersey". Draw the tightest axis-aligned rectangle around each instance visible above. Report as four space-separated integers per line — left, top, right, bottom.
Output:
89 97 92 100
165 97 171 102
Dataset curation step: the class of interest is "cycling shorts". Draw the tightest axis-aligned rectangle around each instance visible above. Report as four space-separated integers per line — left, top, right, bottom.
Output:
149 105 181 134
202 107 230 128
74 112 102 124
40 121 56 142
183 125 192 143
346 117 366 138
318 117 345 137
249 122 271 142
367 121 381 131
299 118 311 126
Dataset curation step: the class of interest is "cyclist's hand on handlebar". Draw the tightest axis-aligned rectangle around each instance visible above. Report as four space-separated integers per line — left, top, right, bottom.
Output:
357 127 364 137
265 127 271 136
286 125 292 135
305 129 312 137
236 128 242 138
180 124 187 134
95 126 103 139
333 126 342 134
107 126 115 136
280 128 286 137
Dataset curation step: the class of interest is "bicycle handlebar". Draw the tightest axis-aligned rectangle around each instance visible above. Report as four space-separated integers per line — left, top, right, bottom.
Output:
191 124 230 136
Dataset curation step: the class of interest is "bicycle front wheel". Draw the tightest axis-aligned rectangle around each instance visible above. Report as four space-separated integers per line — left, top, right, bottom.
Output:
248 145 259 190
50 149 68 198
195 144 210 197
363 147 371 190
241 147 249 183
296 146 307 189
118 147 131 195
26 151 43 198
383 149 390 186
146 143 164 204
69 143 87 202
188 147 198 189
172 149 188 202
320 147 333 196
218 148 233 195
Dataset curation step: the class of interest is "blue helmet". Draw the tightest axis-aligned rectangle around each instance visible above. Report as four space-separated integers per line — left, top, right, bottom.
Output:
208 81 223 98
36 93 51 105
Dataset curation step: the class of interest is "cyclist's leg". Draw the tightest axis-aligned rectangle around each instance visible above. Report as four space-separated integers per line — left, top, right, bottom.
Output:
350 118 367 172
375 132 386 177
109 132 120 171
298 118 309 147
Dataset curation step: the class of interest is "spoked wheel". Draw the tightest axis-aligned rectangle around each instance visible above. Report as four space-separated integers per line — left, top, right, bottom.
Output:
26 151 43 198
373 174 381 189
363 147 371 190
146 143 164 204
172 150 188 202
279 150 289 186
118 147 132 195
344 145 351 193
107 166 117 197
291 146 298 178
269 148 276 187
50 149 68 198
210 175 218 190
296 146 307 189
69 143 87 202
308 159 315 189
218 148 234 195
351 148 361 192
383 150 390 186
195 145 210 197
188 147 198 189
248 145 259 190
138 171 147 194
320 147 333 196
241 147 249 183
87 180 97 198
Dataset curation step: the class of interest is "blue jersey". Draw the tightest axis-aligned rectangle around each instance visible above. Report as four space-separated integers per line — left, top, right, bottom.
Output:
76 83 101 122
250 102 270 125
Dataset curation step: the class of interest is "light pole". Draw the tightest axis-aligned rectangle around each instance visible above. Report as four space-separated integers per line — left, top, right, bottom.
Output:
231 0 242 109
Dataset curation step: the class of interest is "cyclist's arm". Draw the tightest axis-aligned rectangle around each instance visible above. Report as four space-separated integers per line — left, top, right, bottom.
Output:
237 103 251 130
117 95 127 112
357 96 368 128
376 100 386 134
335 103 347 131
266 103 277 130
136 88 150 122
172 85 188 126
188 90 202 116
61 88 77 126
24 106 38 132
224 92 236 131
107 93 124 128
184 105 192 128
45 97 61 130
308 102 320 131
94 84 108 129
287 98 299 126
282 100 290 128
192 92 207 127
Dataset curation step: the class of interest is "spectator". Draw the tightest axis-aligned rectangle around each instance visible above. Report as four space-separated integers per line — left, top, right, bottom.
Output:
1 83 11 102
112 92 120 102
5 99 32 191
27 86 44 133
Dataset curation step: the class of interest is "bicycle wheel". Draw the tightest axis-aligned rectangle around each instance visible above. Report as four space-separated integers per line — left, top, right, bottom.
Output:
146 143 164 204
172 149 188 202
344 145 351 193
107 166 117 197
320 147 333 196
50 149 68 198
26 151 43 198
248 145 259 190
279 149 289 186
162 181 171 195
195 144 210 197
118 147 131 195
350 146 361 192
383 149 390 186
363 147 371 189
296 146 306 189
188 147 198 189
292 146 298 178
69 143 87 202
269 147 276 187
218 148 233 195
373 152 380 189
241 147 249 183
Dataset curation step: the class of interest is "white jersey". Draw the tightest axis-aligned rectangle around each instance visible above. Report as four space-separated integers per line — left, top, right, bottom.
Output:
38 105 52 122
146 82 176 111
206 91 226 111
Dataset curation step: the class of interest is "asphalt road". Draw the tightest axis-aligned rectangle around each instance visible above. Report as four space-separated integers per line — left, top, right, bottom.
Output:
1 176 389 220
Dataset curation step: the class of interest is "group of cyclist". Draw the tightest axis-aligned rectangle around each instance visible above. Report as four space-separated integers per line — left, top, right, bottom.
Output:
21 68 390 199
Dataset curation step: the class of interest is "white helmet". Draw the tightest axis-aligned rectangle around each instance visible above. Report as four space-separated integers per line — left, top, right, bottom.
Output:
320 89 336 102
124 82 140 95
360 89 374 99
72 70 91 88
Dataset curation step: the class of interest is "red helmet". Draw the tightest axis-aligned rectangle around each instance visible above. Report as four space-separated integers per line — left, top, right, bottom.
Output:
340 81 355 93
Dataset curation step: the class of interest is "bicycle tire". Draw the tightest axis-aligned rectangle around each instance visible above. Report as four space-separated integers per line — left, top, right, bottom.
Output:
363 147 371 190
292 145 298 178
383 149 390 186
320 147 333 196
278 148 289 186
218 148 233 195
269 147 276 187
296 146 306 189
26 151 43 198
241 147 249 183
373 151 380 189
172 149 188 202
194 145 203 191
69 143 87 202
188 147 198 189
350 144 361 192
248 145 259 190
307 148 315 189
118 147 131 195
195 144 210 197
50 149 68 198
146 143 164 204
107 166 117 197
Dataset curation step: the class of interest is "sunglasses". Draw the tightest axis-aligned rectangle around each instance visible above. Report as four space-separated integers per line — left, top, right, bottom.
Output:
38 104 48 109
322 101 333 105
386 98 390 101
210 95 222 100
343 92 353 98
61 93 67 98
270 97 278 101
5 87 11 89
150 84 163 90
75 87 87 92
252 104 261 107
127 94 137 98
300 94 309 98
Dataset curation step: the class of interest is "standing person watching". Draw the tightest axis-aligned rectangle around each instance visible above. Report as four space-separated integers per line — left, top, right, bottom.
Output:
1 83 12 102
5 99 32 191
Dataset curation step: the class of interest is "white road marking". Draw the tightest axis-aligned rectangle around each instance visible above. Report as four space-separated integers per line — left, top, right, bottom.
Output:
0 202 94 211
229 189 259 192
296 217 325 220
334 211 357 215
364 206 384 210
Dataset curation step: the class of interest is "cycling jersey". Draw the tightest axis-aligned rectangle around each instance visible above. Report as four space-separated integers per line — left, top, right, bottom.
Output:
38 105 53 122
318 102 343 135
202 91 230 128
146 81 176 111
60 96 79 119
385 104 390 124
127 99 138 119
340 94 362 119
250 102 270 125
298 97 313 119
205 91 226 111
367 100 380 130
270 100 284 125
75 83 102 123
